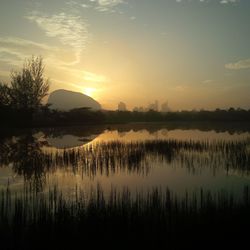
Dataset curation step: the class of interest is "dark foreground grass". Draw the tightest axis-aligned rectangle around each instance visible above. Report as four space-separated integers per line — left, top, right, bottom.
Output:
1 138 250 249
1 186 250 250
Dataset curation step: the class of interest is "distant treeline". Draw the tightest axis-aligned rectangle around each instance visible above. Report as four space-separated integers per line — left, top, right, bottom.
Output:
1 56 250 127
104 108 250 123
1 107 250 128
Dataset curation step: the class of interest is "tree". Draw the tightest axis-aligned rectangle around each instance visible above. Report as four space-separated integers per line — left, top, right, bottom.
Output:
9 56 50 117
0 82 11 107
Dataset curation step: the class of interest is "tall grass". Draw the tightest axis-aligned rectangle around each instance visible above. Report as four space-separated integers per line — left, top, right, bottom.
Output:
47 139 250 174
1 138 250 183
0 185 250 249
1 138 250 248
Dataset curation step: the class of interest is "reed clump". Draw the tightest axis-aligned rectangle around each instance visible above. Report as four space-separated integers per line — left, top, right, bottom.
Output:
1 139 250 187
0 186 250 249
52 139 250 175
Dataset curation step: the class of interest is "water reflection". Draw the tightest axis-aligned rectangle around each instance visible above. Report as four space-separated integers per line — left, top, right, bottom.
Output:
0 123 250 197
40 126 104 149
0 133 48 191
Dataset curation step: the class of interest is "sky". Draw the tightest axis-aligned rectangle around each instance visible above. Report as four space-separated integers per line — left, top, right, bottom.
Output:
0 0 250 110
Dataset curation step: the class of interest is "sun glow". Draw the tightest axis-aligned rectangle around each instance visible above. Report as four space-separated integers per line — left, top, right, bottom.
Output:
83 87 97 98
83 71 107 83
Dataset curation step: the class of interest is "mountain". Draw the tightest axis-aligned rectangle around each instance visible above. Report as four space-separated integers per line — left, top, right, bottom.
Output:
48 89 101 111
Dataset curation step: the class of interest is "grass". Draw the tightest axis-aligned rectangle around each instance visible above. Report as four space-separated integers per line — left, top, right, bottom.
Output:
1 138 250 190
47 139 250 174
0 185 250 249
1 138 250 249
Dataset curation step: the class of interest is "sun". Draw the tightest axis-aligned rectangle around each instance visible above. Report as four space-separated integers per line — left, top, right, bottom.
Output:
82 87 96 98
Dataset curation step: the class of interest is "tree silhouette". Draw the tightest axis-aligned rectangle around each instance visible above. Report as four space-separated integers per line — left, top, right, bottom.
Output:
9 56 50 119
0 82 11 107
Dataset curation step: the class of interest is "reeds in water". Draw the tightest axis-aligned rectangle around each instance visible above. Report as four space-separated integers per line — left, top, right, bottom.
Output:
1 139 250 188
0 185 250 249
51 139 250 175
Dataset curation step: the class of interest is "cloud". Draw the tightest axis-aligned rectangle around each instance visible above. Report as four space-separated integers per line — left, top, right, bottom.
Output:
97 0 123 7
0 36 92 85
220 0 238 4
57 66 109 85
83 71 108 83
202 79 213 84
0 37 53 51
66 0 124 13
0 36 108 96
225 59 250 70
0 36 78 66
0 36 58 81
175 0 239 4
25 11 89 63
0 37 58 66
173 85 186 92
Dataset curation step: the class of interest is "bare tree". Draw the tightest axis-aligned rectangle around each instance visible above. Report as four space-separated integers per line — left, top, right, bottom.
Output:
10 56 50 114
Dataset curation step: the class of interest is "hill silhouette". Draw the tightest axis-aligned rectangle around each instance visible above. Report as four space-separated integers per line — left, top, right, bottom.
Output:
48 89 101 111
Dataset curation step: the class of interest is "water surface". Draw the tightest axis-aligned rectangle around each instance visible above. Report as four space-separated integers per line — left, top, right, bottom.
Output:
1 123 250 201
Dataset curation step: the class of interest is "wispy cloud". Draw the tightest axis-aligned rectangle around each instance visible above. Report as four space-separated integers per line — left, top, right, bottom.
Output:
176 0 239 4
0 37 61 80
66 0 125 13
202 79 213 84
25 11 89 63
173 85 187 92
83 71 108 83
220 0 238 4
225 59 250 70
95 0 124 11
0 37 58 82
96 0 124 7
0 37 58 66
0 37 53 51
57 65 109 83
0 36 108 97
0 36 80 66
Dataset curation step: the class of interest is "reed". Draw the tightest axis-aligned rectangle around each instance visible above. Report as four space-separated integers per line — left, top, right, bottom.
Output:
1 139 250 184
0 185 250 249
49 139 250 175
1 137 250 248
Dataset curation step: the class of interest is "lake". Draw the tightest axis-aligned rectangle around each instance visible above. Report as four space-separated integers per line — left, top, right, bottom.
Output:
1 122 250 202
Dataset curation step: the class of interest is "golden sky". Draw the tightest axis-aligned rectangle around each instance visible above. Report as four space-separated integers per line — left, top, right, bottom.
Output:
0 0 250 110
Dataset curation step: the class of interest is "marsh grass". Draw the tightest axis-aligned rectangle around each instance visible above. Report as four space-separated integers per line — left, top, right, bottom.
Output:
1 138 250 175
0 185 250 249
51 139 250 176
1 138 250 190
1 138 250 249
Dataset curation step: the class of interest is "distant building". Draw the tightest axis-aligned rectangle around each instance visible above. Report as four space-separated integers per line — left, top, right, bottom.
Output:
147 100 159 112
118 102 127 111
133 101 170 113
133 106 145 112
138 106 145 112
133 107 139 112
161 101 170 112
